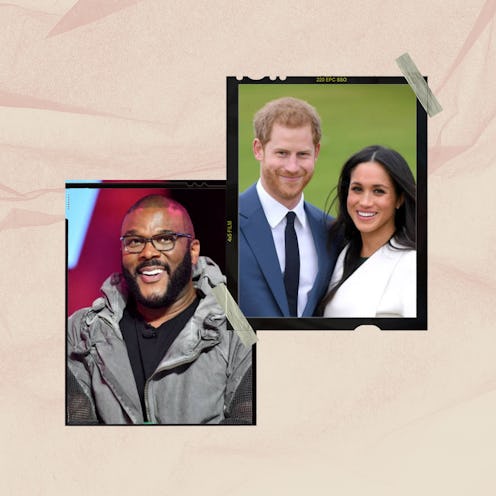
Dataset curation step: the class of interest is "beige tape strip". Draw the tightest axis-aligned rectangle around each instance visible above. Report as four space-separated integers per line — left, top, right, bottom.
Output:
396 53 443 117
212 284 257 347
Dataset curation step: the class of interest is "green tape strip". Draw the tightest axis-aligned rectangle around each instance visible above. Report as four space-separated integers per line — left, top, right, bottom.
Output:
211 284 257 347
396 52 443 117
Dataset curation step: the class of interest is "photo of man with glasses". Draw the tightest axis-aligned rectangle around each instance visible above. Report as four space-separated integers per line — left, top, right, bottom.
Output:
67 192 252 425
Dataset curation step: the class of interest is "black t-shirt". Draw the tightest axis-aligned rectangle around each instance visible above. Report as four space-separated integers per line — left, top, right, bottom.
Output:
120 296 200 419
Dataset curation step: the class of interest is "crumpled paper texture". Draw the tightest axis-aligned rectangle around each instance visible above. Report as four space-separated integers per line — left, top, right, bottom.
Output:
1 1 495 495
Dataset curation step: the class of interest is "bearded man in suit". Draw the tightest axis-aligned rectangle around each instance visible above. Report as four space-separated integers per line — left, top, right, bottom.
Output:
239 97 340 318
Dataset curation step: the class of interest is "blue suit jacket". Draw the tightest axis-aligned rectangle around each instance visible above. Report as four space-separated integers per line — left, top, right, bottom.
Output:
238 184 340 317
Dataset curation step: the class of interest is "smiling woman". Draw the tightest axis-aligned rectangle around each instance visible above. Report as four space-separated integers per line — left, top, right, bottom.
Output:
346 161 404 257
319 145 417 318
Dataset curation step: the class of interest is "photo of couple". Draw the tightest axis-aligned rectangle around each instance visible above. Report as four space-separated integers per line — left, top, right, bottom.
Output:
230 78 426 328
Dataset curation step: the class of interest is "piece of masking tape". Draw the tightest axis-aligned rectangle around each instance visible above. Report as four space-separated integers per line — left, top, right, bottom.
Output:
212 283 257 347
396 53 442 117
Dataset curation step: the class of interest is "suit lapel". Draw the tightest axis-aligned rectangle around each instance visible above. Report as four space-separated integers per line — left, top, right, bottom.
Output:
240 185 289 316
302 205 330 316
241 213 289 316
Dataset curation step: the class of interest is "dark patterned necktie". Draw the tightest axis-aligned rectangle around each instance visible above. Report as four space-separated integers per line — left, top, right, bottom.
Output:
284 211 300 317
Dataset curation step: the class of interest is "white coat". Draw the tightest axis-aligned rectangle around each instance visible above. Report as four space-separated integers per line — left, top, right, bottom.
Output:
323 242 416 318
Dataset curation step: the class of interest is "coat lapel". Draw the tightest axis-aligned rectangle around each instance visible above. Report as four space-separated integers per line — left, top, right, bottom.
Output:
302 204 331 316
239 185 289 316
87 315 143 422
240 213 289 316
339 244 401 317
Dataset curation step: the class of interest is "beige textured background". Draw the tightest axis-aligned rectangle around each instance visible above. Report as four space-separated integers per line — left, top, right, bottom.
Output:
1 1 495 494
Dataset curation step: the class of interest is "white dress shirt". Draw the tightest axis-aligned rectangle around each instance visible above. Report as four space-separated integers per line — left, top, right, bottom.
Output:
256 180 318 316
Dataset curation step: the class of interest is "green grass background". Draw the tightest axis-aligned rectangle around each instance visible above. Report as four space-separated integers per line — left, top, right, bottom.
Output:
238 83 417 216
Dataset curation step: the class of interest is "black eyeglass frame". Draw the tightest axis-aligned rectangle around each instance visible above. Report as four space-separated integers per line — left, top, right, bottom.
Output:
120 232 193 253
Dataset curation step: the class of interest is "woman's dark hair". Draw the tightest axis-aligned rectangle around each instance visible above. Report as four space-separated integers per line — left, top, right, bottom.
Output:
316 145 416 315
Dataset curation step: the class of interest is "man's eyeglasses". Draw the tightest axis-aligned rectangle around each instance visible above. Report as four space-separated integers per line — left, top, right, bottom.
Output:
120 232 192 254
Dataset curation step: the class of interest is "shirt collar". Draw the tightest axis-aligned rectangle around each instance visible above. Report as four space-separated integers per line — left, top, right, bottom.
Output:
256 179 307 228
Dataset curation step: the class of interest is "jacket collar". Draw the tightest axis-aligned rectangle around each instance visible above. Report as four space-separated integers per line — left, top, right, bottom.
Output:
90 256 226 367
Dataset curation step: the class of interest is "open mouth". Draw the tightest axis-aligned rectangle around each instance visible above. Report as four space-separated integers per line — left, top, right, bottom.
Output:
137 266 167 283
357 211 376 219
140 268 163 276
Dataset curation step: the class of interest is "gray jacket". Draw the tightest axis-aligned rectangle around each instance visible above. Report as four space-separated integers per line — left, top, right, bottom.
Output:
67 257 252 424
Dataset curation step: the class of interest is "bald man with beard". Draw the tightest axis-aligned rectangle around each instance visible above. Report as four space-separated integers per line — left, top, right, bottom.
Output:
67 195 252 424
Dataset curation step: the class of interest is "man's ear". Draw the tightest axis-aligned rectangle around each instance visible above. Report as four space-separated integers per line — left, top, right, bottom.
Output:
253 138 264 161
314 142 321 160
190 239 200 265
